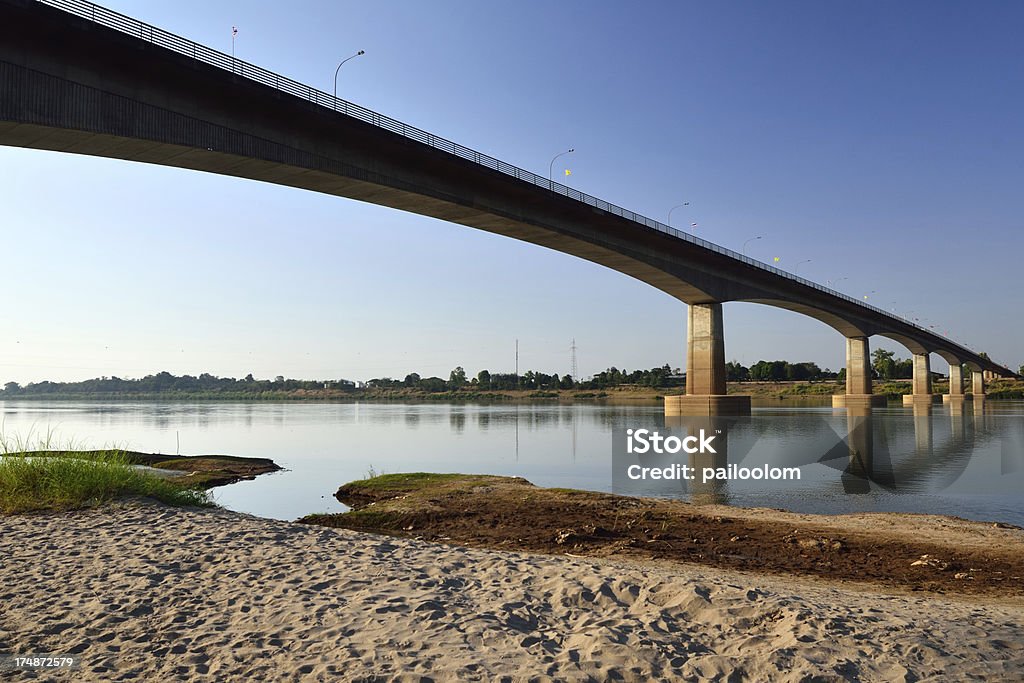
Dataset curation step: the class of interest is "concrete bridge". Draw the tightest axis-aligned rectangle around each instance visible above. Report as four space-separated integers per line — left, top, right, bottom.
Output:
0 0 1017 414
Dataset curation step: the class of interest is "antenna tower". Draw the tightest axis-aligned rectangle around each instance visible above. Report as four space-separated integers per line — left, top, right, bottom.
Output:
570 338 578 382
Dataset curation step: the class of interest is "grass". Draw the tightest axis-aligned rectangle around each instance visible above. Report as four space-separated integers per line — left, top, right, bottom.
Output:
0 433 214 514
344 472 476 491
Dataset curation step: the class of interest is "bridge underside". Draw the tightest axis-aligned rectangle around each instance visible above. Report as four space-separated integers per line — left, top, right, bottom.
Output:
0 0 1015 415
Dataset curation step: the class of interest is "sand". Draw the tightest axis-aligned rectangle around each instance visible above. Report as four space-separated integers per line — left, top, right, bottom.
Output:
1 501 1023 682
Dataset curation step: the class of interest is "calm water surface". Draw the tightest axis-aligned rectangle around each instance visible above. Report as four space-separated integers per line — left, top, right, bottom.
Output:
2 400 1022 525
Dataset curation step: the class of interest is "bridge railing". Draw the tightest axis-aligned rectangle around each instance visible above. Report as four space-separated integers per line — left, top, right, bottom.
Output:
34 0 1009 370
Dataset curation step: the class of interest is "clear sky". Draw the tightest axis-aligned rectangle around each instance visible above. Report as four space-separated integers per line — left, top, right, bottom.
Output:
2 0 1022 384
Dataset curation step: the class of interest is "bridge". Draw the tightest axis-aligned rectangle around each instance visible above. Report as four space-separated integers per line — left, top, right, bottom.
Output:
0 0 1017 415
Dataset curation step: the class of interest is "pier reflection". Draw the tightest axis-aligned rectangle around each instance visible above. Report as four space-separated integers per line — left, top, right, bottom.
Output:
842 404 877 494
664 416 729 505
652 399 1001 507
836 400 999 495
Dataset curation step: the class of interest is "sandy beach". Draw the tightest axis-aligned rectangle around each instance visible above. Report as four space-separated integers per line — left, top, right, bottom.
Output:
2 501 1023 682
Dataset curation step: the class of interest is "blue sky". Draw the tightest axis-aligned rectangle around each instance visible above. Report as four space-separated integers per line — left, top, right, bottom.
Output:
2 0 1021 384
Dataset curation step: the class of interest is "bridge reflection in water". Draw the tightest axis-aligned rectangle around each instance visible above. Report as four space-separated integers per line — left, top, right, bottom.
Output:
641 400 1020 510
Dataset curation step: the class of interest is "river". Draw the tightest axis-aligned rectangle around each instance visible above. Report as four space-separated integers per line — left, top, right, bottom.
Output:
2 399 1022 525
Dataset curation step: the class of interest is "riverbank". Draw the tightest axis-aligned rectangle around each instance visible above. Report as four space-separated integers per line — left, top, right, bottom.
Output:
3 378 1022 401
304 474 1024 599
0 450 282 514
3 500 1023 681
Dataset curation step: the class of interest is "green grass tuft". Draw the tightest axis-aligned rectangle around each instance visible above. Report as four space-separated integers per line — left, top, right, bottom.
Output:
0 449 214 514
345 472 471 490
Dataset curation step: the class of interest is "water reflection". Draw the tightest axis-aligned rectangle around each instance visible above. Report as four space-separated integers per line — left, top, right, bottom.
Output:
450 408 466 434
632 399 1023 518
1 399 1022 524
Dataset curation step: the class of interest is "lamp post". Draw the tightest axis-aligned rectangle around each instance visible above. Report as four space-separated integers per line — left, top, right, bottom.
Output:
667 202 690 227
548 148 574 185
333 50 366 100
794 259 811 274
741 235 762 257
826 277 848 289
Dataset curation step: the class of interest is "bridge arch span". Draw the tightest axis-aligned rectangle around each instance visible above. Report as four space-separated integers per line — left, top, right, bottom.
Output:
737 298 869 339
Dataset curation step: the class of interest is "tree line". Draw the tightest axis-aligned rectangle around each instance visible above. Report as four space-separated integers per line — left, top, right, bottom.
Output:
366 365 688 391
1 372 355 397
3 349 979 398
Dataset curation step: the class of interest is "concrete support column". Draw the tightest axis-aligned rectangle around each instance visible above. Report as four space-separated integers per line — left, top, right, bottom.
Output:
912 353 932 395
833 336 885 409
904 353 938 406
665 303 750 416
972 371 985 396
943 362 970 405
846 336 872 396
948 364 963 395
686 303 726 396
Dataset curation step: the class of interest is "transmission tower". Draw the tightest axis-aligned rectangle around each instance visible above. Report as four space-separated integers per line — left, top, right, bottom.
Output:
570 338 578 382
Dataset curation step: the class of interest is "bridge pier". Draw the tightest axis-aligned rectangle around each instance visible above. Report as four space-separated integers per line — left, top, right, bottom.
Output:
942 363 970 404
970 370 986 402
903 352 940 406
832 336 885 409
664 303 750 416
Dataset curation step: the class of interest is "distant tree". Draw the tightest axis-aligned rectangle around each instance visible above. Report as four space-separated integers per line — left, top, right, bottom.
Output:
483 373 511 390
560 374 575 389
786 362 822 381
893 358 913 379
420 377 447 392
726 361 749 381
403 372 421 388
749 360 788 381
748 361 770 382
274 375 285 384
871 349 897 380
1019 364 1024 377
476 370 491 389
448 366 467 389
3 381 20 394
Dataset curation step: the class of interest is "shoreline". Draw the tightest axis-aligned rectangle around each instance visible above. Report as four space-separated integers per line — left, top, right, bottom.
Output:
306 474 1024 600
3 499 1023 681
3 379 1024 402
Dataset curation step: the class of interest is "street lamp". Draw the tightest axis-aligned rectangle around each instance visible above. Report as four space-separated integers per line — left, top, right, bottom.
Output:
333 50 366 99
741 235 762 256
549 148 574 184
667 202 690 227
826 277 848 289
794 259 811 273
